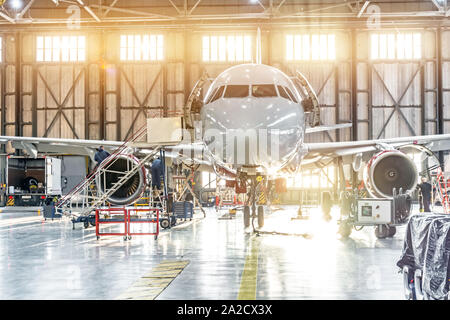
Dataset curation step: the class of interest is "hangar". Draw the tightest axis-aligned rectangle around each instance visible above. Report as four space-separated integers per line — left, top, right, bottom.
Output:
0 0 449 301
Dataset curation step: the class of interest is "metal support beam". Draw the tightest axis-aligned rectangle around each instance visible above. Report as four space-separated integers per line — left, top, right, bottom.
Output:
84 61 89 139
77 0 101 22
420 62 425 135
1 37 5 153
99 33 106 140
16 0 35 20
90 4 175 19
293 0 361 15
431 0 445 11
15 33 21 138
103 0 119 17
184 29 190 106
116 61 121 141
188 0 202 16
334 64 340 142
357 1 370 18
436 27 444 165
32 62 37 137
275 0 287 13
13 33 22 156
0 12 15 24
163 62 168 117
168 0 182 15
255 0 266 11
351 29 358 142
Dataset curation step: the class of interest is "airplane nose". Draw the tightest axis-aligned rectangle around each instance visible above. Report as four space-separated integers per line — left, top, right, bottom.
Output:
203 99 304 168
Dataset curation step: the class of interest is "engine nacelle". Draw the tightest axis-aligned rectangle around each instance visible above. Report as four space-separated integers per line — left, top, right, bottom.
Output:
97 155 146 206
364 150 418 198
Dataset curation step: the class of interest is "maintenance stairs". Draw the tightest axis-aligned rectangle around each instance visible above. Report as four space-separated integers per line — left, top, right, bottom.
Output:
183 70 213 129
292 71 320 128
434 167 450 214
56 125 161 217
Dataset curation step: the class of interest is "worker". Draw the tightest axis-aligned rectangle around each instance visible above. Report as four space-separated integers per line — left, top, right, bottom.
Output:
151 157 163 189
418 176 432 212
94 146 110 166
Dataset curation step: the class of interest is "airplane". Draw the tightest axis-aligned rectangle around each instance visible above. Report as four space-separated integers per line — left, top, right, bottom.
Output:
1 62 450 234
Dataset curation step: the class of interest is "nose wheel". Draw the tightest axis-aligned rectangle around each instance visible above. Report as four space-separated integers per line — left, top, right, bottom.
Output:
243 205 265 230
242 175 266 232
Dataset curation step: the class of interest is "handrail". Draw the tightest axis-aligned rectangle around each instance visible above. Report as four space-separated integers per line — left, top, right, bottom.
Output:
56 124 148 208
76 146 161 216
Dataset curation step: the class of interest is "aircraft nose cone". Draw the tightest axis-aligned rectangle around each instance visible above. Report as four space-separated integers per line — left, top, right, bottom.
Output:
202 98 304 169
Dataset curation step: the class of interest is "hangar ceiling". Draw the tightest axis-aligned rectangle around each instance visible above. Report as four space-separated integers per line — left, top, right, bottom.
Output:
0 0 448 27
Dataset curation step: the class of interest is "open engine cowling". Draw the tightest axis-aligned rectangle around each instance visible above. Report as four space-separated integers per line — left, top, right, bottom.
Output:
97 155 146 206
364 150 418 198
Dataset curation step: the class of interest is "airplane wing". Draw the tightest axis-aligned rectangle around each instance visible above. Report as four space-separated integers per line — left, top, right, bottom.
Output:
305 123 352 134
0 135 210 166
302 133 450 169
0 135 123 155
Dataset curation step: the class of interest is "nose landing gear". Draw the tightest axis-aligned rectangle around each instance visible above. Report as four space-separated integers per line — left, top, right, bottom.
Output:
243 204 265 230
242 175 265 232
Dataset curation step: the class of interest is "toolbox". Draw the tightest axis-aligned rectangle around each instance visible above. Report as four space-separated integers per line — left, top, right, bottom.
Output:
173 201 193 220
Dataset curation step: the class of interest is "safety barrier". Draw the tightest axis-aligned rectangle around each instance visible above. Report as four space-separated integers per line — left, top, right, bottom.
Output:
95 207 160 240
95 208 128 239
128 208 160 239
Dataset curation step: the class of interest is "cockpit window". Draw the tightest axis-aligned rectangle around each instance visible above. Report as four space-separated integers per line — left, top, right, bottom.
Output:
277 85 291 101
284 87 298 103
224 85 249 98
206 87 219 104
252 84 278 98
210 85 225 103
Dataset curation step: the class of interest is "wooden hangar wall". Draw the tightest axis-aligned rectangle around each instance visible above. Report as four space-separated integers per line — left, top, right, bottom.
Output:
0 26 448 160
0 30 186 144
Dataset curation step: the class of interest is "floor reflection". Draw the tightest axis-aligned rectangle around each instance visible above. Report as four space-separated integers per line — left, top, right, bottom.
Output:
0 205 406 299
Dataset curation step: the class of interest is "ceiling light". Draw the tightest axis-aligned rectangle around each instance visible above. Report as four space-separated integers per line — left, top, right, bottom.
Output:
10 0 22 9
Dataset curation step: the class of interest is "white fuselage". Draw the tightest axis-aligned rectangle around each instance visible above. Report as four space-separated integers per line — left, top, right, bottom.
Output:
200 64 306 175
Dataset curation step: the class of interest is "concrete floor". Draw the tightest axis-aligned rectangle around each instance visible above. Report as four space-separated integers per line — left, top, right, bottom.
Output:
0 205 407 300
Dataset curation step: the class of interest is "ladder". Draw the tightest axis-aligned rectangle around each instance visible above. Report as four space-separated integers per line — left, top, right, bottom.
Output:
434 167 450 214
56 124 161 216
150 189 166 210
184 70 212 129
293 71 320 127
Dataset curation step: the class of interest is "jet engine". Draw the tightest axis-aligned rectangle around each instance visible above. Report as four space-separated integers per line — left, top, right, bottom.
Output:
97 155 147 206
364 150 418 198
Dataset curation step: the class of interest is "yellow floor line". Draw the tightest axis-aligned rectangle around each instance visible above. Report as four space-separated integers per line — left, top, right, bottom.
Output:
237 236 260 300
116 260 189 300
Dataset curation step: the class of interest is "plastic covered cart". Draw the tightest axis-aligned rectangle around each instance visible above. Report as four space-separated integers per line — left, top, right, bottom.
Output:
397 213 450 300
